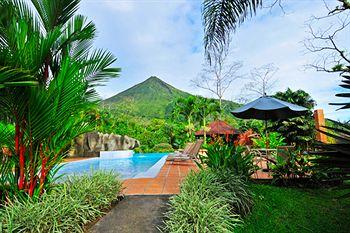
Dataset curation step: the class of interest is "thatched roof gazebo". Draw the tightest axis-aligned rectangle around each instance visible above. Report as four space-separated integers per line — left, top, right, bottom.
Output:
195 120 240 143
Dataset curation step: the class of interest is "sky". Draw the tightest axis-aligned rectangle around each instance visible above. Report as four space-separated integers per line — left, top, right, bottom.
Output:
78 0 349 121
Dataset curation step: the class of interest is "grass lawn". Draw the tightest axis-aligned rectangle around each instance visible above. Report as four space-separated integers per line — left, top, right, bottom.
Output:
237 184 350 233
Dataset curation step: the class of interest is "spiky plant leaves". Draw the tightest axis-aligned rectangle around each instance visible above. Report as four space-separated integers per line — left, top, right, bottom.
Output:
0 0 120 198
203 0 262 60
330 75 350 109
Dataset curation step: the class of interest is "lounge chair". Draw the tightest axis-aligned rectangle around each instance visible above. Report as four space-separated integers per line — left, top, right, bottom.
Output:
166 140 203 161
176 142 194 154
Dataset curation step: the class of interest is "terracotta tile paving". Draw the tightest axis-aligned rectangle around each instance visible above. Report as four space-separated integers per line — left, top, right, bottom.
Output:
122 157 273 195
122 160 198 195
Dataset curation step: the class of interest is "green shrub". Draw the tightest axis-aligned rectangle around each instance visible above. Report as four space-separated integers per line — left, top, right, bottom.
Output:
164 169 253 232
0 171 122 233
152 143 174 152
252 132 286 149
198 143 257 179
271 150 313 186
215 170 254 217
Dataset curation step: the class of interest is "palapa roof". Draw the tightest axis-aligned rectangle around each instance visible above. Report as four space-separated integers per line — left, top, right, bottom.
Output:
195 120 240 136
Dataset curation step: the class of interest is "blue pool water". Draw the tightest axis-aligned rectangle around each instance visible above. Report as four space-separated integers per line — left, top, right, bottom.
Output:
56 153 168 179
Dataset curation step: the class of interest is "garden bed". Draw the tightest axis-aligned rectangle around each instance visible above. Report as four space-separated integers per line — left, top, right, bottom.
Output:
0 172 123 233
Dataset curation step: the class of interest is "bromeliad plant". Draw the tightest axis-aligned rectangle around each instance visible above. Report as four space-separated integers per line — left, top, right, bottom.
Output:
0 0 120 199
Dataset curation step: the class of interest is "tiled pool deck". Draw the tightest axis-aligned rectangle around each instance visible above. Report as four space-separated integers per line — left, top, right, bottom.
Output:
122 158 273 195
63 156 272 195
122 160 198 195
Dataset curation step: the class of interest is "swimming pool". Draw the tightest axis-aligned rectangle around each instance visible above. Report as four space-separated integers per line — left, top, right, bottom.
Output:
56 153 168 179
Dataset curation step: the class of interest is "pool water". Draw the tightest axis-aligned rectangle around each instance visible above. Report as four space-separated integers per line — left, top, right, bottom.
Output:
56 153 168 179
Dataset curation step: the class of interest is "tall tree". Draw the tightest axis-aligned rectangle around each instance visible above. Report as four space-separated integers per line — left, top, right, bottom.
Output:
271 88 316 150
304 0 350 75
173 96 198 141
194 98 221 143
242 63 278 98
0 0 120 198
192 47 242 114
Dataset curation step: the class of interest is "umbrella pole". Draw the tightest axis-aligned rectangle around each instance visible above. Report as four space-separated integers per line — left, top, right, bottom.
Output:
265 120 268 149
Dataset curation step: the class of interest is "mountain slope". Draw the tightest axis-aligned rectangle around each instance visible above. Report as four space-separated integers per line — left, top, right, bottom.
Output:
103 76 190 118
103 76 240 119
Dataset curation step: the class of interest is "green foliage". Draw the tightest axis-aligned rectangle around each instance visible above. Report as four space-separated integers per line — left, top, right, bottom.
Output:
236 184 350 233
252 132 286 149
271 88 316 149
87 107 187 152
330 74 350 109
164 169 253 233
102 76 240 120
152 143 174 152
238 119 264 134
172 96 198 140
94 78 241 150
104 76 191 119
0 171 122 232
0 0 119 199
270 150 312 186
198 143 257 179
203 0 262 60
214 170 254 217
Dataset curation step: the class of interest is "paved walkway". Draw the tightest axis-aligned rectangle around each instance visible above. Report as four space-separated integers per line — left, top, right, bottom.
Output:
122 160 198 195
89 195 170 233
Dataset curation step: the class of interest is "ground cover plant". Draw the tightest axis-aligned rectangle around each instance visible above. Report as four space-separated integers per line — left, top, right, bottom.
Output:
236 184 350 233
0 171 122 233
163 169 252 233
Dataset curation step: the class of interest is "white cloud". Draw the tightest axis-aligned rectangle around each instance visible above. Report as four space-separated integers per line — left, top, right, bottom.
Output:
79 0 349 121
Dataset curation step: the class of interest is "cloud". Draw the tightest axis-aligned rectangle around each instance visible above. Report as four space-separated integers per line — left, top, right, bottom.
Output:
78 0 348 121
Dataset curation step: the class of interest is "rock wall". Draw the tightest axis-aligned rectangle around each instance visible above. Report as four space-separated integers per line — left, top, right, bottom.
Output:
71 132 140 157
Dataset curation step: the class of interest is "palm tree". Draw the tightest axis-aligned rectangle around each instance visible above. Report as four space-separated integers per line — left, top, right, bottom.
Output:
0 0 120 198
195 98 221 143
173 96 198 141
203 0 262 60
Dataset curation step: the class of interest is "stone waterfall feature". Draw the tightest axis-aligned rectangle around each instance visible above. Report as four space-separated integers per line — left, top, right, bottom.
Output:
71 132 140 157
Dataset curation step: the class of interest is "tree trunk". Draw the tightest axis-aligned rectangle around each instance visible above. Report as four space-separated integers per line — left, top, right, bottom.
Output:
203 117 207 145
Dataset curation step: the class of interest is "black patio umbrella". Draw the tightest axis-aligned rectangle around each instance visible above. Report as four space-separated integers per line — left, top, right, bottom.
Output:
231 96 308 146
231 96 308 121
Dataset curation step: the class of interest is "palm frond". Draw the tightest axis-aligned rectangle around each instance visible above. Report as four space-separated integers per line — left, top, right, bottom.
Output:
81 49 121 87
203 0 262 60
330 75 350 109
0 66 37 89
31 0 81 31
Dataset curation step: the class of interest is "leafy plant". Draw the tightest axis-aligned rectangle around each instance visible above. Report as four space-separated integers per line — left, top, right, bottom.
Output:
234 129 255 146
198 142 257 179
252 132 286 149
0 0 120 198
270 150 312 186
271 88 316 150
194 97 221 144
152 143 174 152
163 169 249 233
214 169 254 217
0 171 122 232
